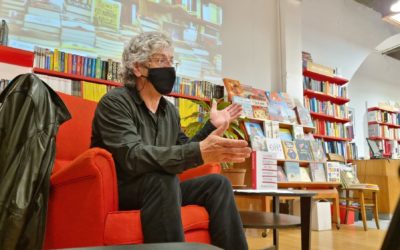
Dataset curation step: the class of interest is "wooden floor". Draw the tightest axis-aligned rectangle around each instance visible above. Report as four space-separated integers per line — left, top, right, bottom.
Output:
246 224 387 250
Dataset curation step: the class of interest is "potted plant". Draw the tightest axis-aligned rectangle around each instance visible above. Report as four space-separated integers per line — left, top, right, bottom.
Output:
182 99 248 187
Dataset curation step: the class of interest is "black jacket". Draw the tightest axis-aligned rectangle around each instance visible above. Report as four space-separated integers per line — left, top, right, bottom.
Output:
0 73 71 250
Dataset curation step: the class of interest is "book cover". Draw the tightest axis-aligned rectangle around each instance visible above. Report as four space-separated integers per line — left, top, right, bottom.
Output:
284 162 302 182
268 103 288 122
265 138 285 159
271 121 280 139
223 78 244 101
252 151 278 190
293 124 305 139
295 106 314 127
309 163 327 182
244 121 264 137
325 161 341 182
253 105 269 120
286 108 298 124
295 139 314 161
241 84 253 99
282 140 299 160
250 88 268 101
309 140 327 162
279 128 293 141
277 166 287 182
300 167 312 182
279 92 295 109
263 120 272 138
232 96 253 118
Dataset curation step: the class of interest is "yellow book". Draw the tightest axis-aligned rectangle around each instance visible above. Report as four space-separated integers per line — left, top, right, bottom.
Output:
53 48 59 72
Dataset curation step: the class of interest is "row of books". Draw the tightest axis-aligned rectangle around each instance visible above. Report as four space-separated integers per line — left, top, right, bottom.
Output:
368 110 400 126
277 161 341 183
319 140 347 158
303 76 348 98
368 124 400 140
36 74 114 102
244 121 325 161
346 142 358 161
33 46 122 82
0 79 10 94
304 96 349 119
0 20 8 46
172 76 224 99
313 119 348 138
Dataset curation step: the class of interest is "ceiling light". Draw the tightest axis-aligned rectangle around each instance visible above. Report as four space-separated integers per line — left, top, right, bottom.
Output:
390 0 400 12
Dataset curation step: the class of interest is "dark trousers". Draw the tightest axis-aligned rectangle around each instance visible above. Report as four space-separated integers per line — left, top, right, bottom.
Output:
119 173 248 250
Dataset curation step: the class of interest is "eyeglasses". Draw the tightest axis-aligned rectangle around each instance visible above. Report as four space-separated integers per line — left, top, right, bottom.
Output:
148 56 175 67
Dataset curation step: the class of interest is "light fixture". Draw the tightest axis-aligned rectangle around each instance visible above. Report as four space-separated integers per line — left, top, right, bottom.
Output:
391 0 400 12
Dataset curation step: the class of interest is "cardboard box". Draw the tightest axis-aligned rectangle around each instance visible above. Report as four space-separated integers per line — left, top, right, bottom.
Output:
294 200 332 231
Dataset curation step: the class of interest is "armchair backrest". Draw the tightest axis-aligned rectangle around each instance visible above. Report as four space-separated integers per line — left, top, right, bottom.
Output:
55 93 97 169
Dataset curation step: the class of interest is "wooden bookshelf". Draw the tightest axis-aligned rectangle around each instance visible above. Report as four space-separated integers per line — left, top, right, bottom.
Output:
33 68 122 87
276 159 326 167
278 181 340 189
303 89 350 105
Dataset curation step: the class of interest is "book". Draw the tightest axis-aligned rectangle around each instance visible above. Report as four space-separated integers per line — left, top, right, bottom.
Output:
309 140 327 162
309 163 327 182
300 167 312 182
271 121 280 139
268 103 288 122
250 88 268 101
279 92 295 109
326 162 341 182
265 138 285 159
295 139 314 161
295 106 314 127
279 128 293 141
263 120 272 138
253 105 269 119
277 166 288 182
223 78 244 101
292 124 305 139
282 140 299 160
244 121 264 138
252 151 278 190
0 19 9 45
232 96 253 118
284 162 302 182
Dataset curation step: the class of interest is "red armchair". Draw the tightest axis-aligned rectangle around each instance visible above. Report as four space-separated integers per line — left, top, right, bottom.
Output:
44 93 221 249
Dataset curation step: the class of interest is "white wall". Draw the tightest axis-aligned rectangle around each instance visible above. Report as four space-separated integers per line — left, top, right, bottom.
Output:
302 0 399 79
302 0 400 158
221 0 280 91
350 52 400 158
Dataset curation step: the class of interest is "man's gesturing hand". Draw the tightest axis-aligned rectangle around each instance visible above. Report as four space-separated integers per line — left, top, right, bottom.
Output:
199 122 252 164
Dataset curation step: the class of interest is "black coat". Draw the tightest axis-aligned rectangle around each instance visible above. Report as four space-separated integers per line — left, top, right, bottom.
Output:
0 73 71 250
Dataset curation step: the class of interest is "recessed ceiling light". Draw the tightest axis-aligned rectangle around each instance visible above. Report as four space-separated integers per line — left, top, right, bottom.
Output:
390 0 400 12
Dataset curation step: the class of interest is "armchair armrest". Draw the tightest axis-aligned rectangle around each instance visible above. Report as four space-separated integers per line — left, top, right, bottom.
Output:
178 163 221 182
45 148 118 249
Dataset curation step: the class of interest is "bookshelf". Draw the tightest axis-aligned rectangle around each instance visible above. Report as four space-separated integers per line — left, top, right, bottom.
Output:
367 106 400 158
303 66 351 161
33 68 122 87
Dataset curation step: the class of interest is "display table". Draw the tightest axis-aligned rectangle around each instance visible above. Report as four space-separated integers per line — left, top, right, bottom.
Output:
354 159 400 218
234 189 316 250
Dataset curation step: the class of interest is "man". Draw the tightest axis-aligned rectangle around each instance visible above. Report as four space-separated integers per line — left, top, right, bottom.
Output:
91 32 251 250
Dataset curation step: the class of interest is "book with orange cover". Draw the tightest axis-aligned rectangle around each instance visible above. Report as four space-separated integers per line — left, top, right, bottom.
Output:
223 78 244 101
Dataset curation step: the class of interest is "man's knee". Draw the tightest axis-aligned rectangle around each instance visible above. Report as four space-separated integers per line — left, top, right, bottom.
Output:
204 174 232 192
141 172 181 201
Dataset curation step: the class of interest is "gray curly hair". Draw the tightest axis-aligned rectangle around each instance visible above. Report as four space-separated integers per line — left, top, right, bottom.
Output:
120 32 173 88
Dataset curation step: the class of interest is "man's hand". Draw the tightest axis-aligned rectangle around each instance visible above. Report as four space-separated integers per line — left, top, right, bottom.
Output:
209 101 242 129
199 122 252 164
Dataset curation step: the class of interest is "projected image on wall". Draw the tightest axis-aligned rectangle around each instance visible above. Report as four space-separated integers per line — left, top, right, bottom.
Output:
0 0 223 80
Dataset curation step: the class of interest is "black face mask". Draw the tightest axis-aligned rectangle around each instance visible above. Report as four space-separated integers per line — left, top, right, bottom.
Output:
146 67 176 95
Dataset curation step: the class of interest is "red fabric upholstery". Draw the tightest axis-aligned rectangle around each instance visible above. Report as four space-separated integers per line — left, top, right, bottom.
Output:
44 93 220 249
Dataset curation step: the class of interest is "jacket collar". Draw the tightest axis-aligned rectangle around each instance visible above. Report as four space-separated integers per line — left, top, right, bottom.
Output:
127 86 167 112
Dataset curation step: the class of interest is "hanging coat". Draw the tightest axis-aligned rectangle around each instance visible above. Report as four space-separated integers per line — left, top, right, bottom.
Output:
0 73 71 250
